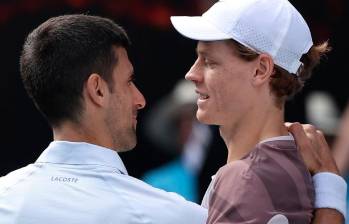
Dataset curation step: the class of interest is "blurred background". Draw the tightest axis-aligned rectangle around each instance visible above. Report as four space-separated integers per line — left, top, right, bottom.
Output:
1 0 349 208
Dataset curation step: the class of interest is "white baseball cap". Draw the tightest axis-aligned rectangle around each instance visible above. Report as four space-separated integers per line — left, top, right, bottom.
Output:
170 0 313 74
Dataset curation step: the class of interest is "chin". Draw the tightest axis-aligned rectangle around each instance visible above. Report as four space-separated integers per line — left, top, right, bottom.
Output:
117 141 137 152
112 130 137 152
196 108 223 125
196 111 214 125
125 137 137 150
118 148 132 153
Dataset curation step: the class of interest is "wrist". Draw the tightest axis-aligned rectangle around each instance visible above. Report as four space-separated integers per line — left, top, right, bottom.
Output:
312 158 340 176
313 172 347 220
314 166 340 176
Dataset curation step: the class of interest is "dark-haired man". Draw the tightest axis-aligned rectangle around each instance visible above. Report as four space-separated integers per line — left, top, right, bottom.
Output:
0 14 206 223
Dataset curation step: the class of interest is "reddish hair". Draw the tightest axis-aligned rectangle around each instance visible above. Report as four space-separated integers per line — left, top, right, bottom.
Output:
227 40 330 107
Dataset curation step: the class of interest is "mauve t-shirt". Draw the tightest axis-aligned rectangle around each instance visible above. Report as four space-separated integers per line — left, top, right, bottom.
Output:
202 135 314 224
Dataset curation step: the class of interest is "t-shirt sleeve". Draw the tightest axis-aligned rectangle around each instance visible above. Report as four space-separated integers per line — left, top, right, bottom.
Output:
207 161 276 224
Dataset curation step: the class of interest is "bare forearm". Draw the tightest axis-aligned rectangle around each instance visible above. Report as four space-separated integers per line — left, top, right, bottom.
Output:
333 131 349 174
312 209 344 224
333 103 349 174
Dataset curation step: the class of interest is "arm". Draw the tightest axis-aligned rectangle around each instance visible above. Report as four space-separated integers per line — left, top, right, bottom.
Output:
287 122 346 224
333 103 349 175
312 209 344 224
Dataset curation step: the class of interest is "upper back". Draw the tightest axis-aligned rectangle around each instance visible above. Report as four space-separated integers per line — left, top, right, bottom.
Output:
0 147 207 224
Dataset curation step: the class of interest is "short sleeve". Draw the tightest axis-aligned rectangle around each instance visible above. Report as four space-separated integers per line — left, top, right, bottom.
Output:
206 161 276 224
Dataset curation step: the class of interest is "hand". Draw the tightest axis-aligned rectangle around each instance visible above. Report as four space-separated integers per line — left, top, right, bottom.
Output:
285 122 340 175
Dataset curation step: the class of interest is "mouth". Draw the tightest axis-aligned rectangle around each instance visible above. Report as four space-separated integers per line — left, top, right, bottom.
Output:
132 111 138 120
196 90 210 100
132 115 138 129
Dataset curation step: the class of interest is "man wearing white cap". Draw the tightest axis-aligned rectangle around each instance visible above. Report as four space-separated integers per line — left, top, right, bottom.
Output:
171 0 347 223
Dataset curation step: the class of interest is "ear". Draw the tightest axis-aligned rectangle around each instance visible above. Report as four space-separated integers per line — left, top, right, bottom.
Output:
85 73 110 107
252 54 274 86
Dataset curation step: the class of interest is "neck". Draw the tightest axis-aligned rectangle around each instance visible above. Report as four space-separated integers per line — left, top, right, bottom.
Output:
53 119 114 150
220 104 288 163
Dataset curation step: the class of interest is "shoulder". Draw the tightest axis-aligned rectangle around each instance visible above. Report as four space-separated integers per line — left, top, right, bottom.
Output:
212 159 258 190
209 160 259 212
0 164 37 195
249 142 314 203
213 160 251 190
208 160 275 224
208 144 314 224
103 172 207 224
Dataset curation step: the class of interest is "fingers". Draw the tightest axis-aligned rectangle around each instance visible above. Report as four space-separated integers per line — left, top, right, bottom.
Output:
284 122 292 128
286 122 340 175
316 130 328 147
286 122 321 174
287 122 310 150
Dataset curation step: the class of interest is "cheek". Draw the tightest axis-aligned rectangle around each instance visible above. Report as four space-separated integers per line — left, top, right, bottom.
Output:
117 86 132 104
112 89 131 113
210 80 226 99
206 68 233 99
208 71 249 112
206 76 230 113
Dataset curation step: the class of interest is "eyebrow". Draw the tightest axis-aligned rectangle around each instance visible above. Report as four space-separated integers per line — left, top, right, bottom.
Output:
196 49 208 57
196 46 211 57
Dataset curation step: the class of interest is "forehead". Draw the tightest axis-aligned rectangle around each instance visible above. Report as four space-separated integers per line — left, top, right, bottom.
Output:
113 46 133 74
196 40 235 56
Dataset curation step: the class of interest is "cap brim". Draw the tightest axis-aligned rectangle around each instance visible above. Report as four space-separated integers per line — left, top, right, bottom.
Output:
170 16 231 41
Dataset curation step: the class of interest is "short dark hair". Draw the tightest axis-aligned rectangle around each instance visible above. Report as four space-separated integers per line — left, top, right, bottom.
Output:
20 14 130 127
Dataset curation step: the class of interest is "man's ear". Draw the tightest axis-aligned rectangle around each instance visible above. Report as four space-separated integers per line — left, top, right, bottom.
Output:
85 73 110 107
252 54 274 86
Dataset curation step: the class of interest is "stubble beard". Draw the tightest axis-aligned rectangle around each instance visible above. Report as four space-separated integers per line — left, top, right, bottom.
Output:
105 115 137 151
112 125 137 152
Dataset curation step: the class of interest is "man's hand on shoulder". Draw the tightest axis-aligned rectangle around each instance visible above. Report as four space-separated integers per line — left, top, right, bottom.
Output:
286 122 346 224
286 122 339 175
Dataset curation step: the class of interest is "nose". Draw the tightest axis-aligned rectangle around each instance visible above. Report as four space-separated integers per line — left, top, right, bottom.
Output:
133 84 146 110
185 58 203 84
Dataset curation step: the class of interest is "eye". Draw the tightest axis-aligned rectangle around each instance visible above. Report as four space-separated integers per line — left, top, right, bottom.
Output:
128 75 136 85
204 58 216 68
